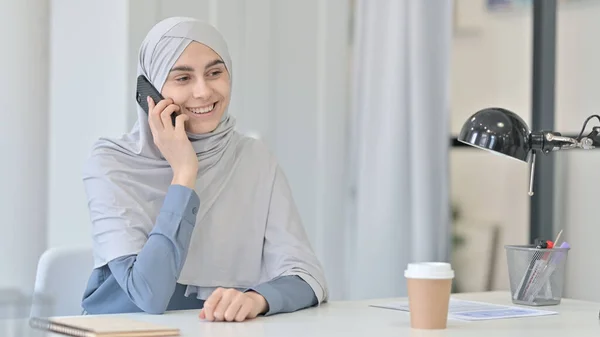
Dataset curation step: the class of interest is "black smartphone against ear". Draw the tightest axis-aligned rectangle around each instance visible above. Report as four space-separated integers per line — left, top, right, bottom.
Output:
136 75 176 126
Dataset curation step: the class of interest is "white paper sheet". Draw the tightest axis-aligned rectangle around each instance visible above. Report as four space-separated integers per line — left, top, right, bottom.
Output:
370 299 558 321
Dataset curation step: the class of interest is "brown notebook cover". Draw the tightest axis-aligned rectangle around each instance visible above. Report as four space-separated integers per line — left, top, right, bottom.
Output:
29 315 180 337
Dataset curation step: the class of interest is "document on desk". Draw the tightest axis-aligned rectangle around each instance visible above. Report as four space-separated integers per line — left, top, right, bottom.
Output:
370 299 558 321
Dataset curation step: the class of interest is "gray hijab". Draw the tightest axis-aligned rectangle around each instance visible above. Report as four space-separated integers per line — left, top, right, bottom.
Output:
82 16 327 303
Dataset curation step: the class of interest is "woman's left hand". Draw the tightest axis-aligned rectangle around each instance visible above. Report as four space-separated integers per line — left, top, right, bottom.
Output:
199 288 268 322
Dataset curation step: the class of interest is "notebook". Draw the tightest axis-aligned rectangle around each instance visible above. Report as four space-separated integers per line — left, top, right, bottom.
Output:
29 315 180 337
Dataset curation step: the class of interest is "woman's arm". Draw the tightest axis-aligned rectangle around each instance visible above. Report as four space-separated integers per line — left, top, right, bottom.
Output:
107 184 198 314
199 275 318 321
83 182 199 314
245 275 317 315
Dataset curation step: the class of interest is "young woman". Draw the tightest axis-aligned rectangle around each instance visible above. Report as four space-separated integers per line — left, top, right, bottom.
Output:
80 16 327 322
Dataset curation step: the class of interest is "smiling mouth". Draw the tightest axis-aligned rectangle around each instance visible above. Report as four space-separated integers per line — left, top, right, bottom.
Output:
186 103 216 115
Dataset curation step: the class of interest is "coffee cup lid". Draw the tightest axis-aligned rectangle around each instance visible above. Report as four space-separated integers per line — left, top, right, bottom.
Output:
404 262 454 279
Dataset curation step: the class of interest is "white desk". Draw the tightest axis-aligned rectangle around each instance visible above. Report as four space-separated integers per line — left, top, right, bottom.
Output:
49 291 600 336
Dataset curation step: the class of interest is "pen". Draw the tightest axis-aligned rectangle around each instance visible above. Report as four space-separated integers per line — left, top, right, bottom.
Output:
516 239 553 300
524 242 570 302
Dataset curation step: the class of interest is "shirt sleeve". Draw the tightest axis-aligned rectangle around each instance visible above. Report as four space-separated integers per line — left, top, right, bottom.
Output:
245 275 318 316
107 184 199 314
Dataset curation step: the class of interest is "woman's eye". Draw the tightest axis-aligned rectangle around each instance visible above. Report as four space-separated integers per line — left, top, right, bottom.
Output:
175 76 189 82
208 70 222 78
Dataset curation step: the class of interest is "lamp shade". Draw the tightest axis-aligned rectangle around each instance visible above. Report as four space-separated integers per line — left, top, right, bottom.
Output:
457 108 532 162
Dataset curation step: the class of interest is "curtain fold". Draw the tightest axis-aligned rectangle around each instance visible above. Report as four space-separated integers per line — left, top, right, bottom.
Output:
345 0 453 300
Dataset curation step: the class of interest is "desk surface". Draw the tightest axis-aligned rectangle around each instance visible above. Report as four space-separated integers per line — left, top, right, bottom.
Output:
49 291 599 336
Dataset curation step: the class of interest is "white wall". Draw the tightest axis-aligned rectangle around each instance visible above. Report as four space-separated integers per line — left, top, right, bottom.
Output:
554 1 600 302
48 0 130 249
47 0 352 299
451 0 600 300
0 0 49 293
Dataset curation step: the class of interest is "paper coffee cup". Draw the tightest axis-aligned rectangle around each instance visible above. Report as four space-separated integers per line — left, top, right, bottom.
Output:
405 262 454 330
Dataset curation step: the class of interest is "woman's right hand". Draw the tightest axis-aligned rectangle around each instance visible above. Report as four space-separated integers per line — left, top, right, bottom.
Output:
147 96 198 189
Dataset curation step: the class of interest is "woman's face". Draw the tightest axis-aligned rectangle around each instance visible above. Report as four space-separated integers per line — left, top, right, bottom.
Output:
161 41 231 134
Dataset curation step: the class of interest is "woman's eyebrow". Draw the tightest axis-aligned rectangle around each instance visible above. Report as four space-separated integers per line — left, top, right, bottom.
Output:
170 60 224 73
170 65 194 73
205 59 224 69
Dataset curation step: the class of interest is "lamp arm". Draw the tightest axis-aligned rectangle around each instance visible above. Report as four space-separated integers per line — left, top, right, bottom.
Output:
526 127 600 197
578 127 600 149
531 127 600 153
543 132 578 151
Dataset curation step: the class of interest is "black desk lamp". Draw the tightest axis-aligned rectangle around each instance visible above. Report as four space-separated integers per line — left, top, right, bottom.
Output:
458 107 600 196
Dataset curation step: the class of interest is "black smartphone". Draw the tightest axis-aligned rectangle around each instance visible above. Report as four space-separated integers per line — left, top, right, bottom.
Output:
136 75 177 126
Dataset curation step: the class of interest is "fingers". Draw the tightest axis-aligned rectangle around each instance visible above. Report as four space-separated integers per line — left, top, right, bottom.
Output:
223 292 248 322
147 97 176 128
234 298 254 322
147 96 159 134
213 289 237 321
160 103 180 130
147 95 156 112
148 97 171 130
201 288 257 322
174 114 189 134
153 97 172 116
202 288 224 321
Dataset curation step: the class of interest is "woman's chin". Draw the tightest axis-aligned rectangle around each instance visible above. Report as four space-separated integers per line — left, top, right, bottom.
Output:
186 121 221 135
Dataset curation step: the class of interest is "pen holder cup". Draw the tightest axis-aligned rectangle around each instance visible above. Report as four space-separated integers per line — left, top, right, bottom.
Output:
505 244 570 306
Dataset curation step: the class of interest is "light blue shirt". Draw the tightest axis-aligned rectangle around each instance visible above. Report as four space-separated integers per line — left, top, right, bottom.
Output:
81 185 317 315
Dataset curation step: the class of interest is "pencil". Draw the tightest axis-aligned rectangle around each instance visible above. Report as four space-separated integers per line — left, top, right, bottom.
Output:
553 229 563 247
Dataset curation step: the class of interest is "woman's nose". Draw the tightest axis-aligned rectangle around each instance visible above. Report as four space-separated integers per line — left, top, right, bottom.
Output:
192 79 212 100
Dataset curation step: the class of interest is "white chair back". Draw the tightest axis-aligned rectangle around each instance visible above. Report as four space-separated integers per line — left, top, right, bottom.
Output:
33 245 94 316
